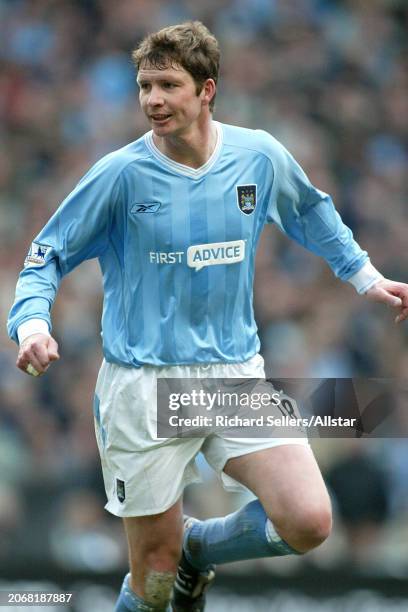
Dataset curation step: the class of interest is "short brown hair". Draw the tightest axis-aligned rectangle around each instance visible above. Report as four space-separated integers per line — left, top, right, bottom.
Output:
132 21 220 112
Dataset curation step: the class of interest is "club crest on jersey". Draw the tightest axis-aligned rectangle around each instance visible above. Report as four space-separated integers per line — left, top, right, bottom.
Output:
24 242 51 267
237 184 257 215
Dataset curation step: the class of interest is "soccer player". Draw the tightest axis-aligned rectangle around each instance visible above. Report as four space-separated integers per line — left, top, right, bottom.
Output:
7 21 408 612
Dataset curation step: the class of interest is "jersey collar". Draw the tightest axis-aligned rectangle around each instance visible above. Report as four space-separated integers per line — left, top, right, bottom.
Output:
144 121 223 180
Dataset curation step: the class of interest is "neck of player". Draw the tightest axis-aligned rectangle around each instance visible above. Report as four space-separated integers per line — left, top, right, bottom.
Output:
152 118 217 169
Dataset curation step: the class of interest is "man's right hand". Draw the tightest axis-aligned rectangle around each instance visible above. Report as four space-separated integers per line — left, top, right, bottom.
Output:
17 333 60 376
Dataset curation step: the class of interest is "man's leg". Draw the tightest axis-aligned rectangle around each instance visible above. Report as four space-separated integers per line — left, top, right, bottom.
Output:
115 499 184 612
183 444 332 569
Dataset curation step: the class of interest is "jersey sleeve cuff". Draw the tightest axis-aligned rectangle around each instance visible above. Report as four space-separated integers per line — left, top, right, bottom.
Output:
17 319 50 344
348 261 384 294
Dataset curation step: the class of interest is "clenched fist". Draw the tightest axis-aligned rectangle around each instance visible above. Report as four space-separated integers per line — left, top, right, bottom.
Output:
17 333 60 376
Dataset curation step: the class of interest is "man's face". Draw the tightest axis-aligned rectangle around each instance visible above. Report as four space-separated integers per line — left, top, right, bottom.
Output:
137 63 207 137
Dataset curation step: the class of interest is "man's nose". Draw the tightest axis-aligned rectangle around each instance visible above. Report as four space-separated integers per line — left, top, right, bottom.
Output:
148 87 164 106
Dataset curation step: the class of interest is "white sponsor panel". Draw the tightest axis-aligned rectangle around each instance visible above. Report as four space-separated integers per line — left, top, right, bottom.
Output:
187 240 245 271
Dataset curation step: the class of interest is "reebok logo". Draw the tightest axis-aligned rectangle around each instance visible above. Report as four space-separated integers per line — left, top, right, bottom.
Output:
131 202 161 214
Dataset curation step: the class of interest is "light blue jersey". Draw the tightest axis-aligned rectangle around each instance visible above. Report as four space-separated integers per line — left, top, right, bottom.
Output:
8 122 368 366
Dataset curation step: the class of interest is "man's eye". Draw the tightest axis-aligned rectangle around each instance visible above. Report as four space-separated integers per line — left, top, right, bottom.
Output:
139 83 150 90
163 82 176 89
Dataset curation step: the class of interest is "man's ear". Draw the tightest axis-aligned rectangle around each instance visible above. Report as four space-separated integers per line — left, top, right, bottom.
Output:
201 79 216 107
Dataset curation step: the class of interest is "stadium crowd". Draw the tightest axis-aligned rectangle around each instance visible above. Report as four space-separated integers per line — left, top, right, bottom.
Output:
1 0 408 578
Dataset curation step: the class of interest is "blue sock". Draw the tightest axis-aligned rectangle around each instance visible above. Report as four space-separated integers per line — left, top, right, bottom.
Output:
185 500 300 570
114 574 170 612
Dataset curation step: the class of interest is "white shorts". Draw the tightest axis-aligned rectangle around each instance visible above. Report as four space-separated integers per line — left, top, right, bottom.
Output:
94 354 309 517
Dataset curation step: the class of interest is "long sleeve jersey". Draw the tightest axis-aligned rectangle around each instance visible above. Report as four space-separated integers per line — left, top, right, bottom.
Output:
8 122 377 367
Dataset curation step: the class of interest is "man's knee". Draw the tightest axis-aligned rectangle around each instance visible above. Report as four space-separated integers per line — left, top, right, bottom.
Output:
143 541 182 573
126 512 183 574
130 540 181 574
273 504 333 553
297 506 332 551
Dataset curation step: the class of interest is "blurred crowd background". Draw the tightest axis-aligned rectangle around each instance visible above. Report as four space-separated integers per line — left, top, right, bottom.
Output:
1 0 408 594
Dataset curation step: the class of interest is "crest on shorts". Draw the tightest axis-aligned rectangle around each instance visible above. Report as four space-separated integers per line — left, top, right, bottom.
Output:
236 185 257 215
116 479 126 503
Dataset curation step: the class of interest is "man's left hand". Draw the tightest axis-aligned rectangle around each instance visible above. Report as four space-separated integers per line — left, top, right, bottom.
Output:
366 279 408 323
